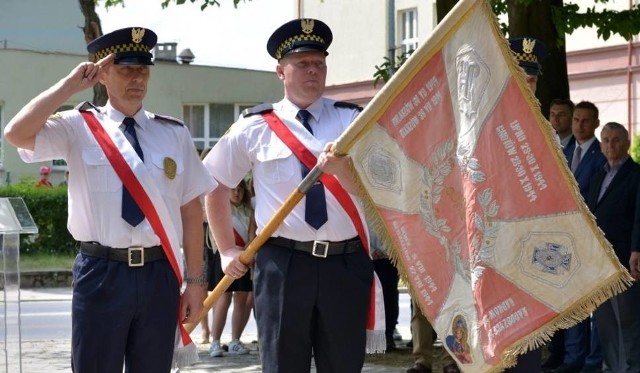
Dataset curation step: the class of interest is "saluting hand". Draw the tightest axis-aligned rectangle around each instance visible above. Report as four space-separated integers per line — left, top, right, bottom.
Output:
65 53 115 93
3 53 117 151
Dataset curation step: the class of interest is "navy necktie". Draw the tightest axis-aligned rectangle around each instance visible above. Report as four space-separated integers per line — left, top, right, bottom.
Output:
571 145 582 174
121 117 145 226
297 110 328 230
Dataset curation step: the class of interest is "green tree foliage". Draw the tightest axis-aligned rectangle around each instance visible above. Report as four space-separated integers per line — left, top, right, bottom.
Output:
374 0 639 117
488 0 640 42
551 1 640 41
373 51 413 88
88 0 637 114
631 134 640 163
103 0 247 11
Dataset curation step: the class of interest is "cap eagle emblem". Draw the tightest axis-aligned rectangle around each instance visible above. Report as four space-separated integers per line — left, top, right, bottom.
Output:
131 28 145 44
301 19 315 34
522 38 535 54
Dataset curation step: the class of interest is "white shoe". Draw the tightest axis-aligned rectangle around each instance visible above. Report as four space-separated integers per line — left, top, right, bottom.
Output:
209 341 224 357
393 328 402 341
227 339 249 355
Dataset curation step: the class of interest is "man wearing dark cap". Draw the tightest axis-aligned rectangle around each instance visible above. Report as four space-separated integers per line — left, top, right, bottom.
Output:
501 36 549 373
4 27 215 371
203 18 381 372
508 37 546 92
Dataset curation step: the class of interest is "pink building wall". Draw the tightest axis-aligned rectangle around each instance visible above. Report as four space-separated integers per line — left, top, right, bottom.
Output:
325 42 640 138
567 42 640 136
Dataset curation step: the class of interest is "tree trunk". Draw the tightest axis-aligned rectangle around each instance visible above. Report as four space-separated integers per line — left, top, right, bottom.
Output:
507 0 569 118
436 0 570 119
436 0 459 22
78 0 108 106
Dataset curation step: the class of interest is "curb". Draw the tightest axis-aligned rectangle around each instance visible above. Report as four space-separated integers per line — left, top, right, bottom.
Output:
0 269 73 289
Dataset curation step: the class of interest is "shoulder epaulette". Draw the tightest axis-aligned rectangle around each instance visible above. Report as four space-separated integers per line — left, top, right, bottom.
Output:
242 103 274 118
152 113 184 126
334 101 363 112
74 101 101 113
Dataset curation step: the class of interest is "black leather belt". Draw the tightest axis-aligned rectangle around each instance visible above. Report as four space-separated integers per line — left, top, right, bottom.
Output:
266 237 363 258
80 242 165 267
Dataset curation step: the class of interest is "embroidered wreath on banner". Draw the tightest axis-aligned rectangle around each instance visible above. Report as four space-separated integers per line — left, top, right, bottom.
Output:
420 140 499 285
459 143 499 286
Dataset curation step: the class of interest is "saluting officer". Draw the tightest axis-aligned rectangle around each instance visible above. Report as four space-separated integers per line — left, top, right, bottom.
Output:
4 27 216 372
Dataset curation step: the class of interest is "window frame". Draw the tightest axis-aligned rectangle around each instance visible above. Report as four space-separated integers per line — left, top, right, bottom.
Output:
399 8 419 55
183 102 257 152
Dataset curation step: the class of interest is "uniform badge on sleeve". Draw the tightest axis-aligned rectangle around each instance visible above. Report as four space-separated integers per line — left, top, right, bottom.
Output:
164 157 177 180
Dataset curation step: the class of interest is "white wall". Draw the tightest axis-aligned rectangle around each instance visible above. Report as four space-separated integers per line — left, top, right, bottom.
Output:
300 0 388 85
301 0 437 86
0 0 86 54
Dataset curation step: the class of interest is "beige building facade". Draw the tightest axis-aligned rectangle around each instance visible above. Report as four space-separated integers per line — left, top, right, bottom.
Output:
298 0 640 137
3 0 640 185
297 0 437 106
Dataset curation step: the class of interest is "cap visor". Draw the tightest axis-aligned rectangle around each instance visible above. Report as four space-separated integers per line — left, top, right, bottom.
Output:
114 56 154 65
281 46 328 59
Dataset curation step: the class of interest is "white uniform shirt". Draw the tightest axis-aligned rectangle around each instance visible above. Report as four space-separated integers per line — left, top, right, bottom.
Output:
203 97 365 242
18 102 217 248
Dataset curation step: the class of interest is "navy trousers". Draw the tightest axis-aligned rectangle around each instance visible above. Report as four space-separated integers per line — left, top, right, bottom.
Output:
254 243 373 373
503 348 542 373
373 258 399 344
594 282 640 373
71 253 180 373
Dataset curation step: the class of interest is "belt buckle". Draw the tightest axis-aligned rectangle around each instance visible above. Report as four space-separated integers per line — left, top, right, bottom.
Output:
128 247 144 267
312 241 329 258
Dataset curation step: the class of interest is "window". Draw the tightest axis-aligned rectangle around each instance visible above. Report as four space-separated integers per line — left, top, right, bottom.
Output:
399 8 419 54
184 103 256 153
183 105 206 149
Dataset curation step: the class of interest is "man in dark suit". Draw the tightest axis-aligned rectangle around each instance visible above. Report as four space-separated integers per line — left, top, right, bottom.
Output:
566 101 607 201
586 122 640 373
549 98 575 150
551 100 607 373
542 98 575 371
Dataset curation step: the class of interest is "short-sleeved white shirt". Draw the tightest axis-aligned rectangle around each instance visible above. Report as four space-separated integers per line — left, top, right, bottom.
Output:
203 97 365 242
18 102 217 248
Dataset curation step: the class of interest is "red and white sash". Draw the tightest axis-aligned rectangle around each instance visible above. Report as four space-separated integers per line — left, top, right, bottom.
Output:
80 110 198 367
261 111 387 353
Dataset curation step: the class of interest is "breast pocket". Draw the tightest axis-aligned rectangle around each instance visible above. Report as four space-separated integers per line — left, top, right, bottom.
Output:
150 153 184 199
255 145 296 184
82 147 120 192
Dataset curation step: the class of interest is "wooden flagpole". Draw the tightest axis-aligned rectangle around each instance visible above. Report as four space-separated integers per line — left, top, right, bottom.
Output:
184 0 479 334
184 167 323 333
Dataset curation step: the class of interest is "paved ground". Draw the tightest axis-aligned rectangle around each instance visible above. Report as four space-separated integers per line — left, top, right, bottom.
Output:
9 288 411 372
17 339 410 372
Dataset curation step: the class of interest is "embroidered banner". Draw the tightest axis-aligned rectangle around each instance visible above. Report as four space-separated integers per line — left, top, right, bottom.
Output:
335 0 632 371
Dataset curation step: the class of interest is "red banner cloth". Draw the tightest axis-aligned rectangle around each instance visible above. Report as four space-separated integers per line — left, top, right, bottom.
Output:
340 0 632 371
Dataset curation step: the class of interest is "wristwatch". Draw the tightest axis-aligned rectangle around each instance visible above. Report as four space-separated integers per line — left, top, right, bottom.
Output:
185 274 207 286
